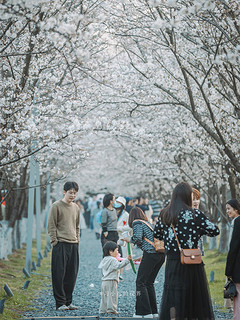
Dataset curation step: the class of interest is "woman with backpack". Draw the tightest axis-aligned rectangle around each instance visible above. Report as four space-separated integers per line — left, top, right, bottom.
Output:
123 207 165 318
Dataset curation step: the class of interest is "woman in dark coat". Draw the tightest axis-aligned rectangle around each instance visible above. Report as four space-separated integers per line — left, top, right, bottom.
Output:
225 199 240 320
154 182 219 320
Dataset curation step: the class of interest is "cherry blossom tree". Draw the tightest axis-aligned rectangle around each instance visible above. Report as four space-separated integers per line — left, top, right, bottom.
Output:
1 0 239 253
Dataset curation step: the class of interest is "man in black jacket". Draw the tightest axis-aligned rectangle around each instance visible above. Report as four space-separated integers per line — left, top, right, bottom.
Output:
225 199 240 319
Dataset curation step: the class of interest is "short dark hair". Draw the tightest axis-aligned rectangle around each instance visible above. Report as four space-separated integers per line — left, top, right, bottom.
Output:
226 199 240 214
63 182 79 192
103 193 114 208
103 241 118 257
136 196 141 204
128 207 148 228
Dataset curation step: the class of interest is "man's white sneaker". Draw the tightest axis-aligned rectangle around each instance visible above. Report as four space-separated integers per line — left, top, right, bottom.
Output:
57 305 69 311
152 314 158 318
68 303 79 310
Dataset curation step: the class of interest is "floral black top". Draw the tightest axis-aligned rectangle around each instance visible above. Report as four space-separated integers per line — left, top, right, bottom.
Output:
154 209 219 254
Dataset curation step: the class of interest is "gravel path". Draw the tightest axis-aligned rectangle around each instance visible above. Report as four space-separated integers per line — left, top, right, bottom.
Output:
23 230 232 319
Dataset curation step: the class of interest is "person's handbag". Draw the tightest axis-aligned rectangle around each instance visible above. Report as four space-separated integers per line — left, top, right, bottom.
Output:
153 237 165 252
134 219 165 253
171 225 202 264
144 236 165 253
224 279 237 299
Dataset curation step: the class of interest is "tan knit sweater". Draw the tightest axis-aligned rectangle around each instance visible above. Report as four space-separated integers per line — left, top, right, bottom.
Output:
47 200 80 246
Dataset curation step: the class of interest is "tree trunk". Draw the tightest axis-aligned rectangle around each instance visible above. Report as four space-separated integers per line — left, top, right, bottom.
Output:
16 219 21 249
218 219 229 253
11 226 16 251
218 184 230 253
0 201 3 220
209 236 218 250
5 185 15 222
8 164 28 227
226 165 237 199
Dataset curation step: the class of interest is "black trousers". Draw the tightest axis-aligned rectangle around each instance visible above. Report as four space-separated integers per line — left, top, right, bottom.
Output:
51 242 79 309
135 251 165 315
101 230 119 247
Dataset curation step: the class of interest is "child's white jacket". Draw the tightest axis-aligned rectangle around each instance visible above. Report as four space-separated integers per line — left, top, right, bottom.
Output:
98 256 129 283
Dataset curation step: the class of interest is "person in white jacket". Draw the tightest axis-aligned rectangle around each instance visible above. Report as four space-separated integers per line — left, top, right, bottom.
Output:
98 241 131 315
114 196 132 279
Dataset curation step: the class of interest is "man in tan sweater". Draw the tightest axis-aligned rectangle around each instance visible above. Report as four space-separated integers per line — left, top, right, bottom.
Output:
48 181 80 311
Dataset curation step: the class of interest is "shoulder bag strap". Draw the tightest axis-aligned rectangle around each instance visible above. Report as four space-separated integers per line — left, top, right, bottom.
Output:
133 219 155 247
133 219 154 231
171 224 182 251
143 237 155 246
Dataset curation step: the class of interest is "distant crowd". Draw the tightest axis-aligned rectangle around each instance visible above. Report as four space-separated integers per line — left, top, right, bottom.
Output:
75 195 164 239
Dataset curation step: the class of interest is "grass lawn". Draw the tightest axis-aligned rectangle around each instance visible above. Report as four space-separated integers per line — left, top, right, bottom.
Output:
0 234 51 319
203 246 229 313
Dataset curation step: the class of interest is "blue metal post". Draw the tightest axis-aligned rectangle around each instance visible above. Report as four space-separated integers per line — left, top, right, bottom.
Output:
35 161 42 261
210 271 215 282
45 173 51 247
3 284 13 297
0 299 5 314
25 81 42 272
25 155 35 274
23 280 31 290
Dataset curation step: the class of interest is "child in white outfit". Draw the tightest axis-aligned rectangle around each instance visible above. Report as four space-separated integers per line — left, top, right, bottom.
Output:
98 241 131 314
